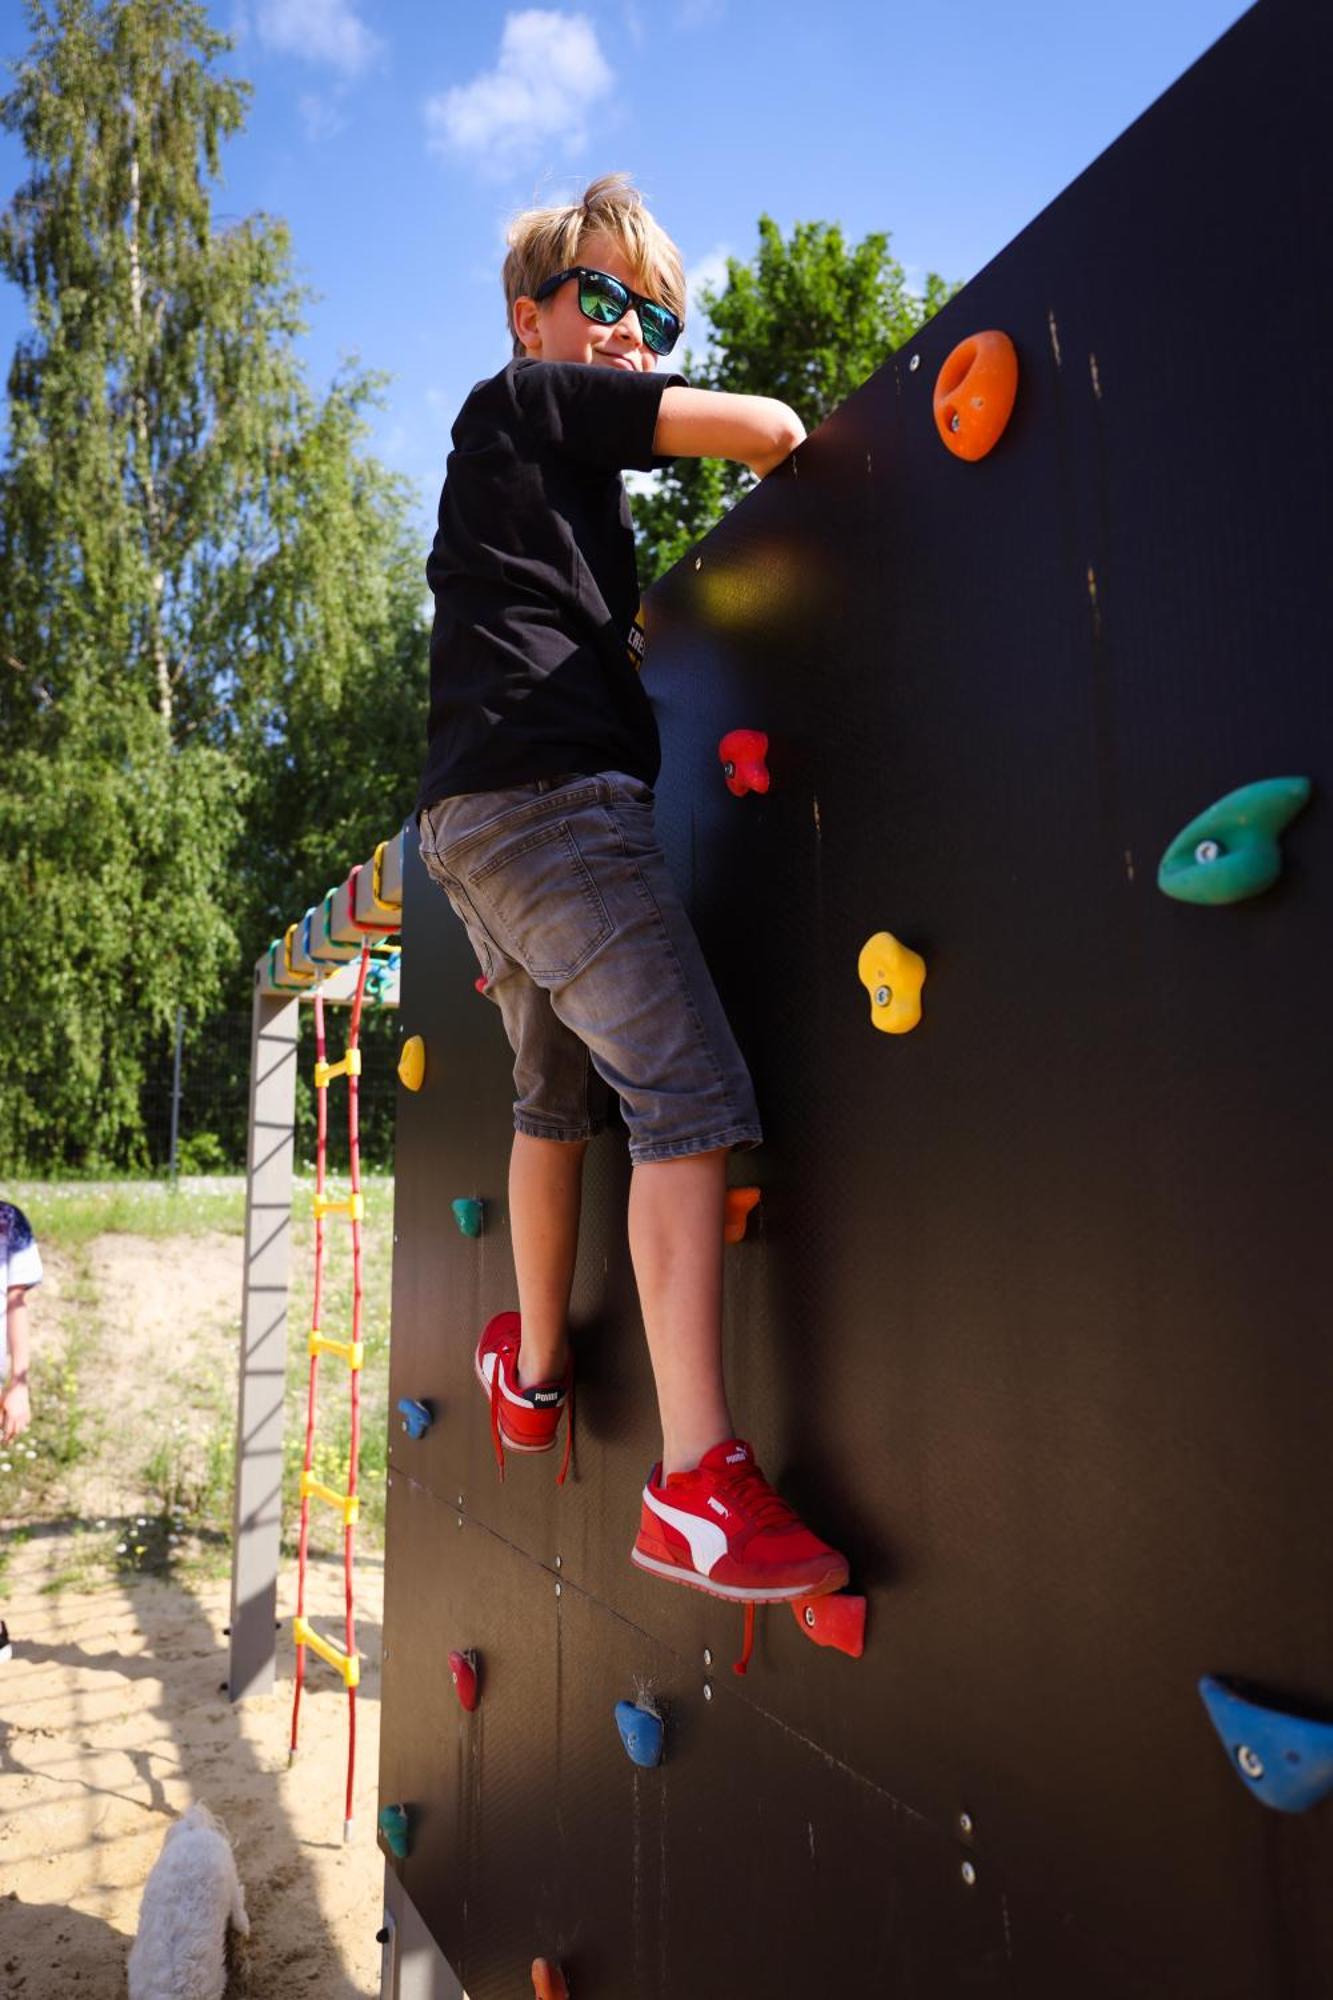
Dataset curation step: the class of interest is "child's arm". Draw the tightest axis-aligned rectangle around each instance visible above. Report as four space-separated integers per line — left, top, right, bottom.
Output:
653 387 807 480
2 1285 31 1443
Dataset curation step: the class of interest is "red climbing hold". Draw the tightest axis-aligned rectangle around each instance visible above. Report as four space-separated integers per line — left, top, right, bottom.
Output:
932 331 1019 461
531 1959 569 1999
474 976 488 995
718 730 770 797
723 1187 761 1245
448 1649 479 1711
790 1591 866 1659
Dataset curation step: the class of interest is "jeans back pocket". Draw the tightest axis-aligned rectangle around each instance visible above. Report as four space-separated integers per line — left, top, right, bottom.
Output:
468 819 613 984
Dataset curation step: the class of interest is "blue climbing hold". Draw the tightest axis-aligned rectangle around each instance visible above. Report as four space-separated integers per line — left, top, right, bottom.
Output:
452 1198 484 1238
1198 1676 1333 1813
615 1699 665 1769
396 1398 433 1440
378 1802 411 1857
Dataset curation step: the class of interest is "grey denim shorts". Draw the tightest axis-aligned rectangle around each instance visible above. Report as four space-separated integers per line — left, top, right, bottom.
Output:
417 772 762 1165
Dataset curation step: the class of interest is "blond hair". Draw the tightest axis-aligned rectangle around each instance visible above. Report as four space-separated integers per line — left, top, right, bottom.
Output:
502 173 687 359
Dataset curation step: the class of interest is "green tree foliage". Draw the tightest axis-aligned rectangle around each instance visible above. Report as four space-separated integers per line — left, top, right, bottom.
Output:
0 0 427 1170
634 217 959 582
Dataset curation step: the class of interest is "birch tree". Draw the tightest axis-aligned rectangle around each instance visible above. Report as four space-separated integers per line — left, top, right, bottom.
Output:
0 0 427 1169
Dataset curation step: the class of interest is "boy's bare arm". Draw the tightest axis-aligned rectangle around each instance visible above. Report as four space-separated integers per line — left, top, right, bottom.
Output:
653 387 806 480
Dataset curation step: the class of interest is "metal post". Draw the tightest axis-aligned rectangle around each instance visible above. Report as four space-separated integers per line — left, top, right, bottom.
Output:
228 981 300 1700
168 1003 184 1180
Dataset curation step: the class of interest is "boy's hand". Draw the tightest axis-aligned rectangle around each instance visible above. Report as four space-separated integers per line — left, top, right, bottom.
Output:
747 414 807 480
1 1378 31 1444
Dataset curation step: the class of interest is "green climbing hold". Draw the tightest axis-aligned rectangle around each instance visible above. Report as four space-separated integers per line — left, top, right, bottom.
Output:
1157 777 1312 906
452 1198 484 1238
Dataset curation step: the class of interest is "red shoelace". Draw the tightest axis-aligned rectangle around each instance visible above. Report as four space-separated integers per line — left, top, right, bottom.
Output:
488 1351 573 1487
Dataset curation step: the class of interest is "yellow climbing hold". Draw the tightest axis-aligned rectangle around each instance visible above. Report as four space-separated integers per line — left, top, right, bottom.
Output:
857 932 926 1034
397 1034 426 1092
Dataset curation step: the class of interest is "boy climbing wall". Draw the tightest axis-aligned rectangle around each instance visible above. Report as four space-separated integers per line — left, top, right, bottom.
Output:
416 175 848 1661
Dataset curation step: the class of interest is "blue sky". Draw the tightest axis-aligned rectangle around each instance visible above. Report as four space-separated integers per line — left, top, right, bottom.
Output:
1 0 1252 536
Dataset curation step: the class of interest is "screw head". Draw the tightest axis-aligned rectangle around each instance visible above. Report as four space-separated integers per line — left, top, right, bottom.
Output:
909 354 921 372
703 1682 713 1702
1195 838 1222 864
1237 1744 1264 1779
875 985 891 1008
554 1554 562 1570
804 1606 817 1628
703 1648 713 1668
456 1495 464 1508
456 1516 463 1530
694 556 702 571
961 1860 977 1887
949 411 962 433
958 1811 974 1838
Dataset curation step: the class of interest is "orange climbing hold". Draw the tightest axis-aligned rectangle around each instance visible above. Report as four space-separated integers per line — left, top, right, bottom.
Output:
932 331 1019 461
531 1960 569 2000
724 1187 761 1244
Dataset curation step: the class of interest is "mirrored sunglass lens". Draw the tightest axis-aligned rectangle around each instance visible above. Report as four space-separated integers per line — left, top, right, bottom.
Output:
579 273 628 323
641 306 678 353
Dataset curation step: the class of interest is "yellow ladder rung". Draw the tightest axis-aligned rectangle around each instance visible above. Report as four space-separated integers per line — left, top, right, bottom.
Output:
292 1616 361 1688
308 1331 364 1369
301 1471 361 1526
312 1192 364 1222
314 1048 363 1089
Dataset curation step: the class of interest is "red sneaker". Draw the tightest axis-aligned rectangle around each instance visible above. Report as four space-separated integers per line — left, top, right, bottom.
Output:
630 1439 848 1602
475 1312 573 1485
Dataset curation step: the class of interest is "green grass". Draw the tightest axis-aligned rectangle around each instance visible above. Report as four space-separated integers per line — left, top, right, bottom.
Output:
9 1178 248 1249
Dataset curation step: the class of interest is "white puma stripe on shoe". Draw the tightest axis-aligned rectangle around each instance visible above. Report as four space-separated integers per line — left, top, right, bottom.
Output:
640 1485 728 1576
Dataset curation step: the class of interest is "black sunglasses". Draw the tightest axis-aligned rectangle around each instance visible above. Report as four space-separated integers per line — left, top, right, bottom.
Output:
533 265 682 357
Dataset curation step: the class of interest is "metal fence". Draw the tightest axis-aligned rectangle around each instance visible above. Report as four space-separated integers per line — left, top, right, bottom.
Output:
143 1004 402 1174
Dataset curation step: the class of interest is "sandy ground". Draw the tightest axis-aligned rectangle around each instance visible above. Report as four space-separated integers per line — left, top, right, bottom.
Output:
1 1230 386 1999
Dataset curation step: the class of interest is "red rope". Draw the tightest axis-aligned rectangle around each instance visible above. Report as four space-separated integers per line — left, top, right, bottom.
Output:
289 991 328 1760
343 945 370 1834
288 951 370 1842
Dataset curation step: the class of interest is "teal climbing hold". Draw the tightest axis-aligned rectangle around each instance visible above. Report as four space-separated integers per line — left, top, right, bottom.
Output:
452 1198 484 1238
1157 777 1312 905
378 1802 411 1857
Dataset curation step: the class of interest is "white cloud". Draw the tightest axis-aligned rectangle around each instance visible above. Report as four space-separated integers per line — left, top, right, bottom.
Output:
424 12 614 177
685 243 732 325
253 0 383 76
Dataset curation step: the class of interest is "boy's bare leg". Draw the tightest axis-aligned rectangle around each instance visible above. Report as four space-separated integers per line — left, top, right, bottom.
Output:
510 1130 586 1386
628 1148 734 1475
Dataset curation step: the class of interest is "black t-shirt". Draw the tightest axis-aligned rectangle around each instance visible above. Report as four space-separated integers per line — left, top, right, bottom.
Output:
417 356 687 807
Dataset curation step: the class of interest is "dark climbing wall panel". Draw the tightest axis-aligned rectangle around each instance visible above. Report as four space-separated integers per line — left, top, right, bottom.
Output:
382 2 1333 1992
